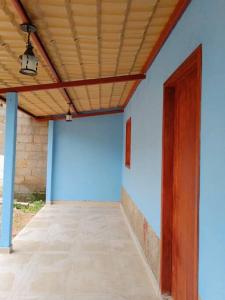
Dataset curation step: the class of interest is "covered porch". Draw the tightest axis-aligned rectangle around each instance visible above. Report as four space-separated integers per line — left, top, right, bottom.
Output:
0 202 159 300
0 1 225 300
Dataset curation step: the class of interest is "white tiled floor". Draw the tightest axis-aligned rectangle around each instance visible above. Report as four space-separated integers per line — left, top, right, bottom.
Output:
0 202 160 300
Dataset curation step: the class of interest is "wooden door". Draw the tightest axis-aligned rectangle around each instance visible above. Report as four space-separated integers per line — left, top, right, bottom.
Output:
160 46 201 300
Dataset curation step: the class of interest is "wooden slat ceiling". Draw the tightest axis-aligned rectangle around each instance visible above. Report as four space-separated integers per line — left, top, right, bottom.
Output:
0 0 179 117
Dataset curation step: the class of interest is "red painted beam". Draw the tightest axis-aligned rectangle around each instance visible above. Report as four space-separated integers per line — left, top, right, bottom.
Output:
0 95 36 118
123 0 192 108
0 74 145 94
11 0 78 114
36 109 124 122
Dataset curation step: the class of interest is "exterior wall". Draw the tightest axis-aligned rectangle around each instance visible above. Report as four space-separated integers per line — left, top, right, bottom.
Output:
0 105 48 197
121 188 160 282
51 114 123 201
122 0 225 299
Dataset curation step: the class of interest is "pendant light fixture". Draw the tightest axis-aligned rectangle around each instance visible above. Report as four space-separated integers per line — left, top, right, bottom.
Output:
66 104 73 122
19 23 38 76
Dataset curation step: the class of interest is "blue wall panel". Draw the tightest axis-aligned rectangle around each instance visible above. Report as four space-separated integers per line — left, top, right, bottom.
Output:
52 114 123 201
0 93 18 250
46 121 54 203
122 0 225 299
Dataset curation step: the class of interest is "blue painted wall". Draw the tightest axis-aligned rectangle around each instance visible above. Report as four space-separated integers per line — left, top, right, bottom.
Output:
51 114 123 201
122 0 225 299
0 93 18 249
46 121 54 203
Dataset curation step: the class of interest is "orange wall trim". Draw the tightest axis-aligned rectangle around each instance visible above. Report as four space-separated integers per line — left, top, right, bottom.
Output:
125 117 132 168
36 109 124 122
123 0 192 108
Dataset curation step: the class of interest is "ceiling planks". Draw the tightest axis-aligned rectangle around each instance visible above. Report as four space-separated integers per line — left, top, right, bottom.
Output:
0 0 184 118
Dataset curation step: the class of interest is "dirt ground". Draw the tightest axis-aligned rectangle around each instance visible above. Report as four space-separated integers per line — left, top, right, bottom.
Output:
12 208 35 237
0 201 42 238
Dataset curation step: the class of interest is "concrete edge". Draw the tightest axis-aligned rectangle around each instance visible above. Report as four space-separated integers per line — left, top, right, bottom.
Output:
50 200 120 207
12 204 47 243
120 202 163 300
0 246 13 254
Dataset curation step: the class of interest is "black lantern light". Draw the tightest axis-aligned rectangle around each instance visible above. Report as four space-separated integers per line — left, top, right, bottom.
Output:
66 104 73 122
19 23 38 76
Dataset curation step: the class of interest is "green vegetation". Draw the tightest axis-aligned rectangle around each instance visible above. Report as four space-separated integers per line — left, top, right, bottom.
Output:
14 192 45 214
27 192 45 203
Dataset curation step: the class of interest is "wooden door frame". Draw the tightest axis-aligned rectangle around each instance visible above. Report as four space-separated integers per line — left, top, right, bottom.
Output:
160 45 202 297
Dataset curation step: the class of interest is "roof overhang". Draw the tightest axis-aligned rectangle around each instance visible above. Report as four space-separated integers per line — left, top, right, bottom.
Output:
0 0 191 121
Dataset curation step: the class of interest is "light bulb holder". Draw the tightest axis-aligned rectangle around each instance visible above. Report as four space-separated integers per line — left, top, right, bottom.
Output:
20 23 37 33
66 109 73 122
19 23 38 76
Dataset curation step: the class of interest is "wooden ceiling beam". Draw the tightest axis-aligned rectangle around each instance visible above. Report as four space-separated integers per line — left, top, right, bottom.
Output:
0 74 145 94
11 0 79 114
36 109 124 122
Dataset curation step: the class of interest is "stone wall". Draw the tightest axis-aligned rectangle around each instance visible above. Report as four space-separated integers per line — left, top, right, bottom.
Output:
0 105 48 198
121 187 160 283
